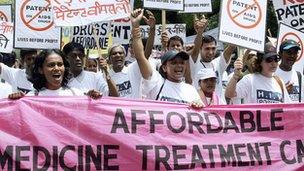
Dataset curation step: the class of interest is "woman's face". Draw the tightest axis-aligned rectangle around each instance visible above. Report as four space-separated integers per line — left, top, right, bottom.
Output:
199 78 216 94
85 59 98 73
162 57 186 82
41 53 65 90
261 56 280 75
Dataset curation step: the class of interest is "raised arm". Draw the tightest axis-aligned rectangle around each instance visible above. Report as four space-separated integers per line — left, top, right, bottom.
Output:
99 56 119 97
143 10 156 59
191 15 208 63
225 58 243 98
223 44 237 63
131 9 153 79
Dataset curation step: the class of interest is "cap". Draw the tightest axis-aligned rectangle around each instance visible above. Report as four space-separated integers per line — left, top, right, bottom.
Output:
197 68 217 81
279 39 301 52
161 50 189 64
257 42 279 60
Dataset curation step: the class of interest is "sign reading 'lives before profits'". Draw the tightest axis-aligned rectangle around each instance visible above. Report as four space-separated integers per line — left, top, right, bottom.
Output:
219 0 267 52
144 0 184 11
14 0 61 49
0 4 12 22
182 0 212 13
277 23 304 74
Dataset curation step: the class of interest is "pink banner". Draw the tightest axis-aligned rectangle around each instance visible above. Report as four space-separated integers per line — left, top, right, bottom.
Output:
0 97 304 170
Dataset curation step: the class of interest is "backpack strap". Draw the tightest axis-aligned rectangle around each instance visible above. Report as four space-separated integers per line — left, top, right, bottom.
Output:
297 71 302 102
273 75 284 103
155 79 166 100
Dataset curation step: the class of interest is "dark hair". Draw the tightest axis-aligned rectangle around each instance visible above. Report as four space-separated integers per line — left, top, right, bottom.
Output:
167 36 184 48
252 55 262 73
202 35 217 46
20 49 37 61
159 62 167 79
0 52 16 67
28 49 71 91
62 42 85 56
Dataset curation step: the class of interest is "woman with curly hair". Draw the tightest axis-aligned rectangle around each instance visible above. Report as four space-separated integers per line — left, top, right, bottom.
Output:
8 49 101 99
225 43 291 104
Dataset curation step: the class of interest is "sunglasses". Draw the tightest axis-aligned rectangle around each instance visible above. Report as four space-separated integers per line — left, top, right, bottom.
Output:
265 57 280 63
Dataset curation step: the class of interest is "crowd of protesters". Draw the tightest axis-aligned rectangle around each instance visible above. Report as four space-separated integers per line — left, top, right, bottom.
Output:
0 9 302 107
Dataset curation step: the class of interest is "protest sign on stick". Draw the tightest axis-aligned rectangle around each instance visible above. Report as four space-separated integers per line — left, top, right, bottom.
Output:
14 0 61 49
51 0 131 27
182 0 212 13
143 0 184 11
219 0 267 52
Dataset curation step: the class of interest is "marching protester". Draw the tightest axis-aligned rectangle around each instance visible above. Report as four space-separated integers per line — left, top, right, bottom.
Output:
189 23 236 103
196 68 224 106
62 42 119 97
85 57 99 73
0 49 37 93
225 43 291 103
8 49 101 99
275 39 303 103
131 9 202 107
227 49 257 104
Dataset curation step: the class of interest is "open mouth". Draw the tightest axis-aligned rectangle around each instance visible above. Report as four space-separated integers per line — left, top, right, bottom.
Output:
52 74 62 79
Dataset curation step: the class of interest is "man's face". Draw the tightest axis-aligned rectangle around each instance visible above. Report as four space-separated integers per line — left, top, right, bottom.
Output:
280 47 299 68
66 49 85 75
168 40 183 52
200 42 216 62
22 52 37 71
109 46 125 72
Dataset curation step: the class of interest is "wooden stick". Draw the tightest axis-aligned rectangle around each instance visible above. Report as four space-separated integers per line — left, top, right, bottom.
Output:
161 10 166 32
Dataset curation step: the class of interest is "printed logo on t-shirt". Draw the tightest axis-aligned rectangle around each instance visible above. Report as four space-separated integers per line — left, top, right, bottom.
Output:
117 81 132 97
289 86 300 102
256 89 283 103
160 96 187 104
17 87 31 93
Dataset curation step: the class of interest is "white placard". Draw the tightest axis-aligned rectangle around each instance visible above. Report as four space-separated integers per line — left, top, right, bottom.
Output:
0 21 13 53
182 0 212 13
51 0 131 27
143 0 184 11
277 23 304 73
0 4 12 22
14 0 61 49
273 0 304 32
219 0 267 52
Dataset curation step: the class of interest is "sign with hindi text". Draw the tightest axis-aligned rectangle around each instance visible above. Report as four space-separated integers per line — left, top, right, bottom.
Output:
0 21 13 53
219 0 267 52
51 0 131 27
0 4 12 22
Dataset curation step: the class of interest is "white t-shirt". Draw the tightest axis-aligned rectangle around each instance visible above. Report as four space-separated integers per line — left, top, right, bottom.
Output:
0 63 33 93
143 69 201 104
275 67 304 103
27 87 83 96
189 53 229 102
236 73 291 104
68 70 109 96
109 61 143 99
0 82 12 99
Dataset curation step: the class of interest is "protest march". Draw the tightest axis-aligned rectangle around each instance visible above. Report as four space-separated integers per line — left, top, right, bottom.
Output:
0 0 304 170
